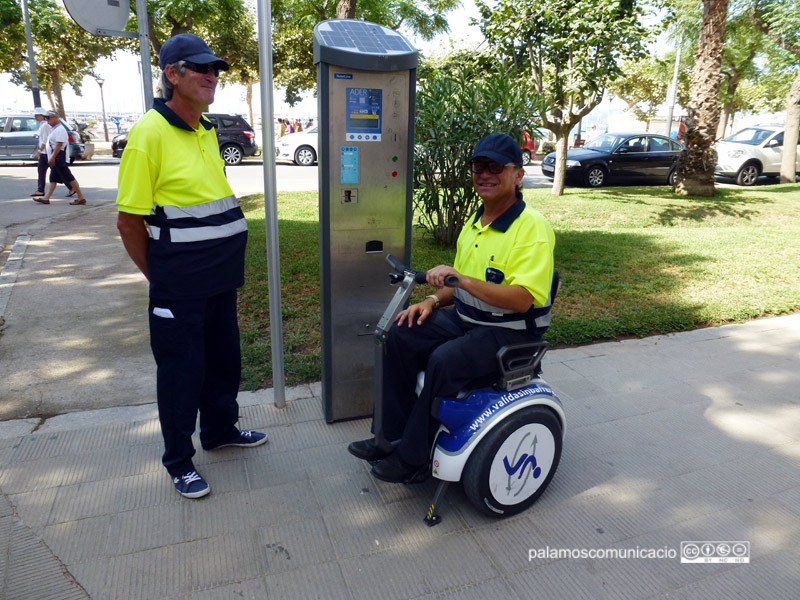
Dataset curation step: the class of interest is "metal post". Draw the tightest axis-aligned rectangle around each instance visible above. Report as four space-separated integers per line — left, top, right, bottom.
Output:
96 78 109 142
255 0 286 408
21 0 41 107
135 0 154 110
665 45 682 139
137 62 146 114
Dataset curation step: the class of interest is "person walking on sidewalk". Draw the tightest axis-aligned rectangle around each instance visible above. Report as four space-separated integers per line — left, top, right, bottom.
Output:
116 33 267 500
30 107 50 198
34 111 86 205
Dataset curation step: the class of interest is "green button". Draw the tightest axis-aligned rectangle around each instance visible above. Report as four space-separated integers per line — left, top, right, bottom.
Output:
392 156 398 162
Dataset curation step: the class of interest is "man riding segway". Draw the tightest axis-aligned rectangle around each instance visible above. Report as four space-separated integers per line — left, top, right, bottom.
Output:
348 133 556 484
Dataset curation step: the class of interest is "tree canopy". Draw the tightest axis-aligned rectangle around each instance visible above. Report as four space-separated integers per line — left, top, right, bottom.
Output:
1 0 121 114
271 0 459 104
477 0 655 195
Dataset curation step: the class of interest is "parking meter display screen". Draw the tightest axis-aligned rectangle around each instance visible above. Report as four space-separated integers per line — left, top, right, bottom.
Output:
346 88 382 141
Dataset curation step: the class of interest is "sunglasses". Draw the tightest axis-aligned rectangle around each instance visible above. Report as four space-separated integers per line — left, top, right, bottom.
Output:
182 61 220 77
470 161 516 175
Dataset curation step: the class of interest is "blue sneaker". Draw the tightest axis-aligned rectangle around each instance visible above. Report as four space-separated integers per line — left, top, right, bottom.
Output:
206 430 268 450
172 470 210 499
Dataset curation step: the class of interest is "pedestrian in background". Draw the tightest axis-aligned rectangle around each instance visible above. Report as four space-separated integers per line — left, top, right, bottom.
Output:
29 107 50 198
34 111 86 205
116 33 267 500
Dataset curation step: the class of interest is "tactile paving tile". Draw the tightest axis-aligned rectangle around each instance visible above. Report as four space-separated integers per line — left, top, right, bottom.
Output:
0 495 88 600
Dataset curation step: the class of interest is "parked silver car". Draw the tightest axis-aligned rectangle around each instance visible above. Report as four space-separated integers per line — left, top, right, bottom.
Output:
0 114 84 163
715 125 800 186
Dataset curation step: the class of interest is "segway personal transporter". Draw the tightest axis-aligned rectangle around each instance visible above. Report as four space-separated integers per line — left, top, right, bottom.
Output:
373 255 565 525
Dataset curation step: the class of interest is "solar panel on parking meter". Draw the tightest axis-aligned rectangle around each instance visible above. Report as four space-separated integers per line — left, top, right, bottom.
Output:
314 20 418 422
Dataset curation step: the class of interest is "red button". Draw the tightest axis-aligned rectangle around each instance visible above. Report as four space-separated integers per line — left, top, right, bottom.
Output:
392 171 398 177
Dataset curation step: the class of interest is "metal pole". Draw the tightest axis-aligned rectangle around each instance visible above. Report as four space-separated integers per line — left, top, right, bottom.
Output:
96 79 109 141
137 62 146 114
665 45 682 139
21 0 41 107
135 0 154 110
255 0 286 408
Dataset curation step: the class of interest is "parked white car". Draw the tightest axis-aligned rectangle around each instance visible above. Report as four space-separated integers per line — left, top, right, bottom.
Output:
715 125 800 186
276 126 318 166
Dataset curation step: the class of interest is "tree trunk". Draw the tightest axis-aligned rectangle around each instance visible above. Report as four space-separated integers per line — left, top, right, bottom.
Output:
674 0 729 197
336 0 356 19
45 88 55 112
50 70 66 118
780 68 800 184
246 81 254 130
717 100 732 140
551 134 569 196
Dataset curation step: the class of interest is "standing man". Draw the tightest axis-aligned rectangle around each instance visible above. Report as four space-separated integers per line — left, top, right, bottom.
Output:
34 111 86 205
349 133 556 483
30 107 50 198
116 33 266 499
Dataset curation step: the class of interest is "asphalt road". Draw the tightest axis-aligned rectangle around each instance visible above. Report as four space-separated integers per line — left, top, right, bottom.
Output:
0 158 319 232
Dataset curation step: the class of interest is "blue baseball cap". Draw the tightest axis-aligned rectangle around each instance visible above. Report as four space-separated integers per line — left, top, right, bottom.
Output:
158 33 230 71
471 133 523 167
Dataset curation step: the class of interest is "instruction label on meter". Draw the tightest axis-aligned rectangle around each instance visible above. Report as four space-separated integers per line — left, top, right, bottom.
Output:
340 146 359 184
346 88 382 141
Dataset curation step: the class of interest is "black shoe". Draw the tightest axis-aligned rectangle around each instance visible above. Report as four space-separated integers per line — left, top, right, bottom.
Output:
370 452 429 484
348 438 391 463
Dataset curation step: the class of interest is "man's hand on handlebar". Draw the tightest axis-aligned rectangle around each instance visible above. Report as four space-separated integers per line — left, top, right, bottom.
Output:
426 265 461 289
394 265 460 328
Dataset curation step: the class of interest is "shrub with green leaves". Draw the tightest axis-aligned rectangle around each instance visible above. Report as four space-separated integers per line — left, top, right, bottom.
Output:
414 55 541 246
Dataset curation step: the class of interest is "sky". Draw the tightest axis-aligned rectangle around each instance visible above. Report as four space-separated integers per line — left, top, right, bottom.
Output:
0 1 483 120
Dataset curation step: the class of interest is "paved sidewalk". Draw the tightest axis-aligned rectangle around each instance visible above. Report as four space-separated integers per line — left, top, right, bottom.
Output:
1 314 799 599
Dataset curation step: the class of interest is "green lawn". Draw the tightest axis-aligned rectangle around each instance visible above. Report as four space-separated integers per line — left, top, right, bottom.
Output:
237 183 800 389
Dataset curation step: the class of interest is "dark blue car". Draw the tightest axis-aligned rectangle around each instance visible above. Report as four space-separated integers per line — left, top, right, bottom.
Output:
541 132 684 187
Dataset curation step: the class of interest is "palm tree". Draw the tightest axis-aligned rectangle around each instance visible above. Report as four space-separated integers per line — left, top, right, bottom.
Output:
673 0 730 197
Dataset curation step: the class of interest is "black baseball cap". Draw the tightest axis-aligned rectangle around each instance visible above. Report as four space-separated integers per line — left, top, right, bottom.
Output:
471 133 523 166
158 33 230 71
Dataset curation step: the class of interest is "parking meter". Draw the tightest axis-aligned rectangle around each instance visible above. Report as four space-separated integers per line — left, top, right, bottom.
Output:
314 20 417 422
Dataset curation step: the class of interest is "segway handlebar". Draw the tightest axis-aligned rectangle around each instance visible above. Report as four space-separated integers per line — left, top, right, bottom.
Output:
385 254 459 287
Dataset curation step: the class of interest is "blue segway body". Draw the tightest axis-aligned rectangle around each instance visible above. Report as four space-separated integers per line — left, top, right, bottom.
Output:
431 379 565 483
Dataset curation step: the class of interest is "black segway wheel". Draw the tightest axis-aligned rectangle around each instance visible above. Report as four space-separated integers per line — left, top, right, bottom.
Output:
462 405 562 517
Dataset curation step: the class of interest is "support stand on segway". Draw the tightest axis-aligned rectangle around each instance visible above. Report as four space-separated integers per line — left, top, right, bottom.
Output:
424 480 448 526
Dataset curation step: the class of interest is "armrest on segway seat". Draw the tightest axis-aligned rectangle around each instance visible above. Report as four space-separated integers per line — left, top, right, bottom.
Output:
495 341 549 392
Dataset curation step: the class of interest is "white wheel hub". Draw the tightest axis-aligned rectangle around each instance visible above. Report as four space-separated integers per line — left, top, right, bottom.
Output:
488 423 556 505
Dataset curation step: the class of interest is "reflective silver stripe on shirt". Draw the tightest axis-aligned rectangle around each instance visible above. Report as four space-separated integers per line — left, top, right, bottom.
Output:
162 195 239 220
148 225 161 240
456 311 528 330
456 310 551 330
454 288 516 315
453 288 552 329
169 218 248 243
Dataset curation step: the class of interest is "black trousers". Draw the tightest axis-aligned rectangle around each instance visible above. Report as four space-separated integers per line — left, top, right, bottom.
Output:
48 151 75 186
149 289 241 476
36 153 48 193
378 308 541 466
